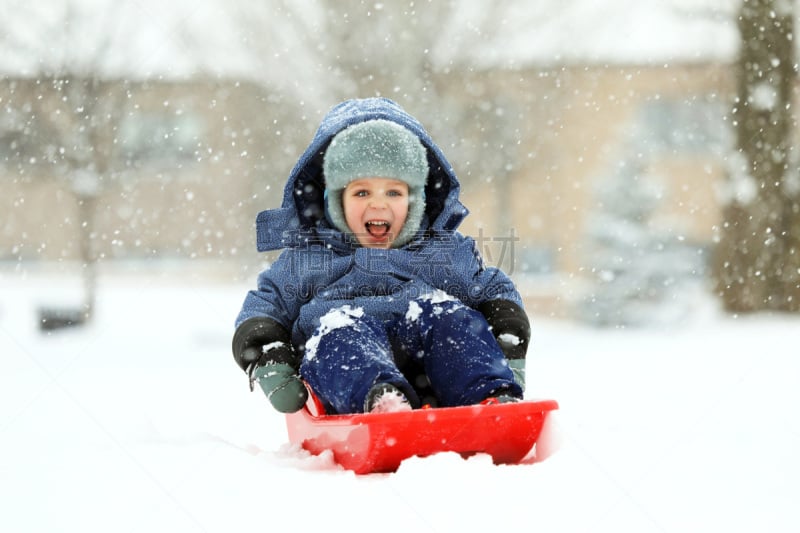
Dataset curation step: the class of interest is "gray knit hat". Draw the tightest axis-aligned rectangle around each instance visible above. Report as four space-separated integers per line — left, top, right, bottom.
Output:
323 119 429 248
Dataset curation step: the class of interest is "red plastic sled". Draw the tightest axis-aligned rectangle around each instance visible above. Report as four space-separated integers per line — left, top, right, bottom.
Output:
285 393 559 474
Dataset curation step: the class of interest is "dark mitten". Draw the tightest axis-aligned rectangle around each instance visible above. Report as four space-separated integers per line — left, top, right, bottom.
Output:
232 317 292 371
477 299 531 390
232 317 308 413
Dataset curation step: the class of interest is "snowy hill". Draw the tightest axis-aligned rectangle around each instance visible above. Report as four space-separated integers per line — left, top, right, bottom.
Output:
1 272 798 532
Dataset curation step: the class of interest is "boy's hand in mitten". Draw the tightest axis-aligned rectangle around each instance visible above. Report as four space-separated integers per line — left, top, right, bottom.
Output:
478 299 531 392
245 345 308 414
233 318 308 413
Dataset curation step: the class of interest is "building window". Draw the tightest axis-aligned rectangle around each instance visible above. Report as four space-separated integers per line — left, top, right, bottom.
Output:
0 109 45 168
116 112 204 167
635 97 729 156
517 246 556 275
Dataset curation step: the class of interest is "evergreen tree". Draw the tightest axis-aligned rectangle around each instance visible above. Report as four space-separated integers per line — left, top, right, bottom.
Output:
581 159 704 327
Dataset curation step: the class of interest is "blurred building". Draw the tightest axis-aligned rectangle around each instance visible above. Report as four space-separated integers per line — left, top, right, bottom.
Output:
0 2 773 317
2 65 732 270
1 78 283 270
431 64 735 316
440 64 731 269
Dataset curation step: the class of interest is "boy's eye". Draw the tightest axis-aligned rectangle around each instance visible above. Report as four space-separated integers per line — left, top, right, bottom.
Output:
354 190 368 197
387 189 404 197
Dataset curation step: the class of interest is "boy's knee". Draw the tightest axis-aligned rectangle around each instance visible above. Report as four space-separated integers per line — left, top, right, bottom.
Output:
408 292 464 317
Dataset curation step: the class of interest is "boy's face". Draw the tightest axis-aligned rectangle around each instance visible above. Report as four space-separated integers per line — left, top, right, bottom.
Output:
342 177 409 248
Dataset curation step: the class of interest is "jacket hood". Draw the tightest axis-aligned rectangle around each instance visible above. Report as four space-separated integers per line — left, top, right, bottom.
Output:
255 97 468 252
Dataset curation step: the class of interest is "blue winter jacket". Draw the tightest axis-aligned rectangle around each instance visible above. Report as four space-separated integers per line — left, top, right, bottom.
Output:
236 98 523 350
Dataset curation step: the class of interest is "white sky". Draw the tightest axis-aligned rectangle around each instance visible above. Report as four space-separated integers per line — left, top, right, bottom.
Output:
0 0 742 80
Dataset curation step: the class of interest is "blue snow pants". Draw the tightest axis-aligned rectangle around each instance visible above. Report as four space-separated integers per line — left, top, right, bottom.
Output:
299 296 522 414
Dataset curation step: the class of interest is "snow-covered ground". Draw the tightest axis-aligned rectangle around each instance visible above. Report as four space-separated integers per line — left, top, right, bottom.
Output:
1 270 798 533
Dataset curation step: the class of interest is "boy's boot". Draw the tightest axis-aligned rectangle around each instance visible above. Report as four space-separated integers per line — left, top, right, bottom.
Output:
364 383 412 413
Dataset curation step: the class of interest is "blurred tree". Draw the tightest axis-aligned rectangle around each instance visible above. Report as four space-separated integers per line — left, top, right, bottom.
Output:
2 2 280 326
1 4 133 327
234 1 491 151
581 156 704 327
714 0 800 312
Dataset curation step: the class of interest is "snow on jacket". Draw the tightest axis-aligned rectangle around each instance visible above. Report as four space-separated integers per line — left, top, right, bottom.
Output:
236 97 523 350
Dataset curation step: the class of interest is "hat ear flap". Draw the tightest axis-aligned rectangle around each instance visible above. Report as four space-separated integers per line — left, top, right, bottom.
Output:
324 188 349 232
323 189 333 227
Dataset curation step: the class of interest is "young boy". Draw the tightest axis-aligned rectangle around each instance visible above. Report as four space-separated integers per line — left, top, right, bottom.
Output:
232 97 530 414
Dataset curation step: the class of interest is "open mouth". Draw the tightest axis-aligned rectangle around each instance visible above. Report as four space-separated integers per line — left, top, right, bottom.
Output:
365 220 391 238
